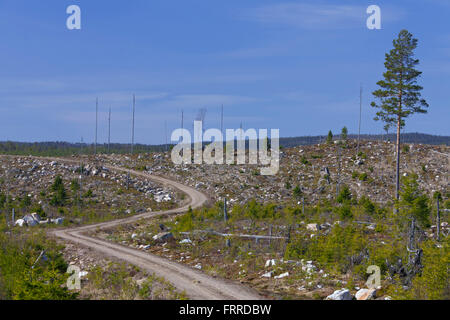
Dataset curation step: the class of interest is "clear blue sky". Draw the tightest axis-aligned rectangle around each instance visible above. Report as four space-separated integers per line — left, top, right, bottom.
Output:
0 0 448 144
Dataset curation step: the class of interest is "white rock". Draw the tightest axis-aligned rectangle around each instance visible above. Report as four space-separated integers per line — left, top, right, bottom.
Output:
31 213 41 222
366 224 376 230
261 272 273 278
15 219 25 227
355 288 377 300
22 214 39 227
265 259 276 267
326 289 353 300
179 239 192 244
274 272 289 279
51 217 64 225
307 223 320 232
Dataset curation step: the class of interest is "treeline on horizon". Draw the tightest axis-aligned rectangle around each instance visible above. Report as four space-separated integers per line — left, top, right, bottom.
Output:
0 142 170 157
0 132 448 157
280 132 450 148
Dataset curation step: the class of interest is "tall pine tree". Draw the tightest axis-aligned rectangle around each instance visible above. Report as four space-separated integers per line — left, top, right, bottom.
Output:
371 30 428 202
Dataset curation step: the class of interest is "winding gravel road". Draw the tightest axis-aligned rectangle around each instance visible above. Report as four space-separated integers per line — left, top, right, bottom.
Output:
48 162 263 300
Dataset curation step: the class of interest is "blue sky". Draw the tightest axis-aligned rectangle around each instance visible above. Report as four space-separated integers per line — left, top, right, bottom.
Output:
0 0 449 144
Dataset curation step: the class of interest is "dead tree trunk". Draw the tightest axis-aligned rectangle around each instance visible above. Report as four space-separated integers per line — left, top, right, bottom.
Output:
223 197 228 222
436 197 440 242
302 196 305 215
408 217 416 265
268 224 272 246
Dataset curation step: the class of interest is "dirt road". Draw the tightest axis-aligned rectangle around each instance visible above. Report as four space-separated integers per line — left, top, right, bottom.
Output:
49 163 263 300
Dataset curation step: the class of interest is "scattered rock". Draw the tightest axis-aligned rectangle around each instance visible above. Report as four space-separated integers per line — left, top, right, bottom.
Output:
152 232 174 243
265 259 276 267
326 289 353 300
274 272 289 279
355 288 377 300
307 223 320 232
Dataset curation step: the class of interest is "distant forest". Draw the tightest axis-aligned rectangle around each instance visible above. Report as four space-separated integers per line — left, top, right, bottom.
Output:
279 132 450 148
0 133 448 157
0 142 169 157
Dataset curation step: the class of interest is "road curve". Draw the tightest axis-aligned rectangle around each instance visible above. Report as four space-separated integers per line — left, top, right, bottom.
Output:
45 161 263 300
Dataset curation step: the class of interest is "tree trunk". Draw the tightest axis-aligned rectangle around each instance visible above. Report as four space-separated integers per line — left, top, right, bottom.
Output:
408 217 416 265
223 198 228 222
436 198 440 242
302 196 305 215
395 117 401 202
396 73 403 208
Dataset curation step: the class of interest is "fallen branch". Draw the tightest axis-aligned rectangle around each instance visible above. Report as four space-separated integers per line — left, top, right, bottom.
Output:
180 230 287 240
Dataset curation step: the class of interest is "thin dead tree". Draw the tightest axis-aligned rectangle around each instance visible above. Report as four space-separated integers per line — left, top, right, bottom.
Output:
131 94 135 154
195 107 207 146
434 192 442 241
164 120 168 152
223 197 228 222
79 136 84 209
95 98 98 155
108 107 111 154
357 84 362 154
336 144 341 197
127 94 136 189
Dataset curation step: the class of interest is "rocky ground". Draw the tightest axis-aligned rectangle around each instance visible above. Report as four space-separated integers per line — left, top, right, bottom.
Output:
60 239 186 300
0 156 180 224
96 140 449 206
2 140 448 300
84 140 448 300
90 218 344 300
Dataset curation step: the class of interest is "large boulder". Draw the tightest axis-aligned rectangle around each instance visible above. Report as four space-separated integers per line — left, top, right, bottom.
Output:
355 288 377 300
22 214 39 227
326 289 353 300
31 213 41 222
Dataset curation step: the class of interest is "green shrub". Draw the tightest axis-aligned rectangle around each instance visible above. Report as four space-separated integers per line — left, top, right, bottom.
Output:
402 145 410 153
300 156 309 165
358 173 368 181
335 204 353 220
83 189 93 198
396 174 430 229
359 196 376 215
337 186 352 204
285 225 367 272
0 231 77 300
